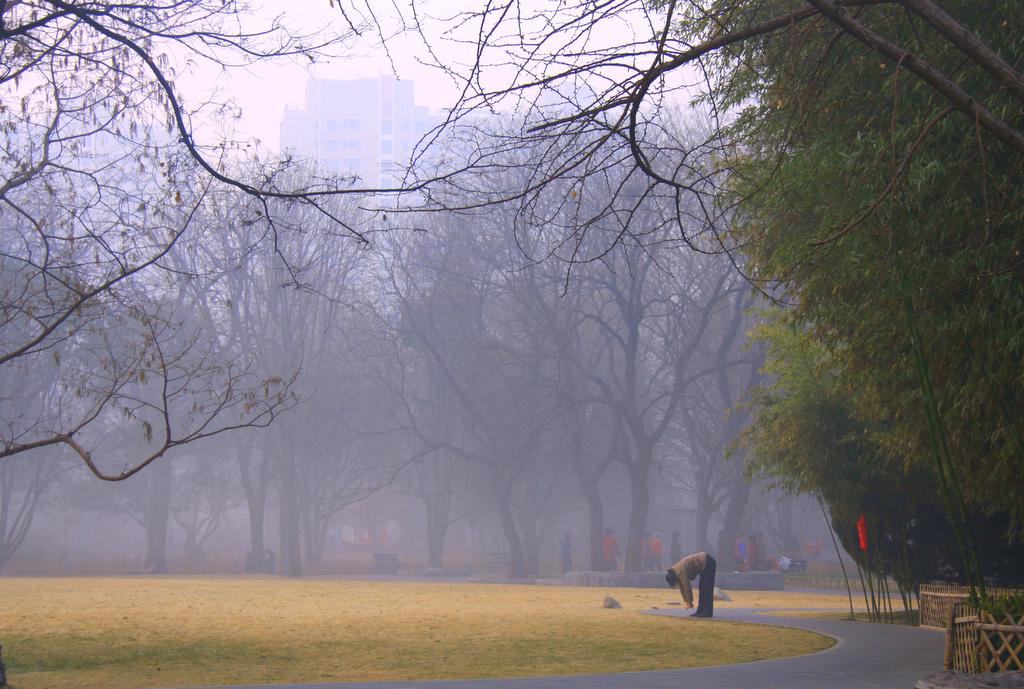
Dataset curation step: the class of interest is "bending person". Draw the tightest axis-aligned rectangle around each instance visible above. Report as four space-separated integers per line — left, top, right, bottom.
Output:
665 551 717 618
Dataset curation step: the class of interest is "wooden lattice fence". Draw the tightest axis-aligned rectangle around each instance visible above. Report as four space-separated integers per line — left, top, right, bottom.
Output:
921 584 1024 631
944 602 1024 673
922 583 970 630
978 611 1024 672
945 602 981 672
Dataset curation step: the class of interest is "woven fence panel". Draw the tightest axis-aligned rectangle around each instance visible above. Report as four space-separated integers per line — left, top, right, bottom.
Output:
946 603 981 672
922 584 969 630
978 612 1024 672
922 584 1024 631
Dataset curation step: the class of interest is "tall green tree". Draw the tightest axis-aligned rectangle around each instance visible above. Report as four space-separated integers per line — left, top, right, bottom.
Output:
711 2 1024 547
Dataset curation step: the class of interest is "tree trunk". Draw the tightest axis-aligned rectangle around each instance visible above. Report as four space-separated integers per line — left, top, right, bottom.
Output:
143 457 173 574
237 437 268 573
246 500 266 572
583 480 605 570
624 448 652 572
696 487 712 552
301 503 323 571
694 468 713 555
495 486 526 578
425 494 450 569
715 469 751 570
521 508 541 576
0 458 53 572
275 449 303 578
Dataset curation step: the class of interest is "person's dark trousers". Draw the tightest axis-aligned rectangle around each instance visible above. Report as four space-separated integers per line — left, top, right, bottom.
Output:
695 555 717 617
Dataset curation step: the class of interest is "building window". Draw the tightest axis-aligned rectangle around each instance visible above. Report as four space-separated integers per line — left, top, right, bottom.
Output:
382 120 393 135
381 140 393 154
343 138 359 149
343 119 359 129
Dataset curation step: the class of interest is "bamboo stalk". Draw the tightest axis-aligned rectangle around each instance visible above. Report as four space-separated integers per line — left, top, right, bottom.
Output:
976 623 1024 633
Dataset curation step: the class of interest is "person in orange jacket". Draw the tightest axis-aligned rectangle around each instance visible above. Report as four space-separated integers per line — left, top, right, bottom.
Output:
650 532 664 570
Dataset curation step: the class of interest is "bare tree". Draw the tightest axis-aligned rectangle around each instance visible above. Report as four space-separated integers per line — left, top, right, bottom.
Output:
0 453 63 572
378 215 567 578
0 0 400 478
216 177 372 576
569 233 745 565
402 1 1023 250
659 286 763 564
171 454 234 568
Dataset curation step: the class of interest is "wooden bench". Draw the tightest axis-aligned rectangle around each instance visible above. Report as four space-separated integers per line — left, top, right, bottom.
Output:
373 553 400 575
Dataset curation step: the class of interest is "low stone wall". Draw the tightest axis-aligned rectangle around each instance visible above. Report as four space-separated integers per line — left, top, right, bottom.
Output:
556 570 785 591
717 571 785 591
417 567 473 577
562 571 667 588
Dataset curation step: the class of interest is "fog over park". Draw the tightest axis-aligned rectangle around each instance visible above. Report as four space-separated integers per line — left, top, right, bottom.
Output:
2 0 1022 625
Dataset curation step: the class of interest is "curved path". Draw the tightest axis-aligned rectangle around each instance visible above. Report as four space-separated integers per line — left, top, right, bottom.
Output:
182 608 944 689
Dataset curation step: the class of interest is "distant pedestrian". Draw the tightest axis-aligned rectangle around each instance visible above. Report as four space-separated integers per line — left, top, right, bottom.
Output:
670 531 682 564
650 532 663 570
746 533 762 571
665 551 718 618
602 528 620 571
560 533 573 573
735 535 748 571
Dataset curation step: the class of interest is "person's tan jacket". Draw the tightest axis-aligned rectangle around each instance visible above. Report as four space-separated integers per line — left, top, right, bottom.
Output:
670 551 708 606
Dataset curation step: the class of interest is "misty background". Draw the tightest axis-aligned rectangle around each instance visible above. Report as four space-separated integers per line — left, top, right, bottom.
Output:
1 71 835 579
0 0 853 581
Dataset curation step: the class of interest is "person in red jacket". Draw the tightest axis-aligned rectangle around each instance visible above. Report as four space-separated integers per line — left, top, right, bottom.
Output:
602 528 620 571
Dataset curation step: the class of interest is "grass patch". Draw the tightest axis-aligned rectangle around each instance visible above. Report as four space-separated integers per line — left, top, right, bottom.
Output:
0 577 834 689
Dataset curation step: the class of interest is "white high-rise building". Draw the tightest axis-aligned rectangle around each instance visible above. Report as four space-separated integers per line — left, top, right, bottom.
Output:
279 76 439 188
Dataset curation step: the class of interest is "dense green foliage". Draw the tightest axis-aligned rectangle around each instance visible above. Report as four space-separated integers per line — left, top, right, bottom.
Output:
744 316 1024 590
700 1 1024 544
971 592 1024 620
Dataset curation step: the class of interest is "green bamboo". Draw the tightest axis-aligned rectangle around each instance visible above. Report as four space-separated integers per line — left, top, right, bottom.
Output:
896 256 984 599
855 558 873 621
819 495 856 620
902 291 984 598
863 553 880 622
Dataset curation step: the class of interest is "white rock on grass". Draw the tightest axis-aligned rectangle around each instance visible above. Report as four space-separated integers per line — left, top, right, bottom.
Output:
713 587 732 601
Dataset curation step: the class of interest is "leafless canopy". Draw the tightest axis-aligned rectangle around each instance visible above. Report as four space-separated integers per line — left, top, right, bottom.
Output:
397 0 1024 265
0 0 396 478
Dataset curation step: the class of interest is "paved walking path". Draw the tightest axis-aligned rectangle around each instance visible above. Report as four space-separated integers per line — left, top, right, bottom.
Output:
184 608 944 689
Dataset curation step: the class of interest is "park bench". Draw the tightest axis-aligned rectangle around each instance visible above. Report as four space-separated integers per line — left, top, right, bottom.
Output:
788 559 807 572
482 551 511 574
373 553 400 575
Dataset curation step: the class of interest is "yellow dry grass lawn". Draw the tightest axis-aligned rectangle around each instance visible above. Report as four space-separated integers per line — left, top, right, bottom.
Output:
0 577 836 689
